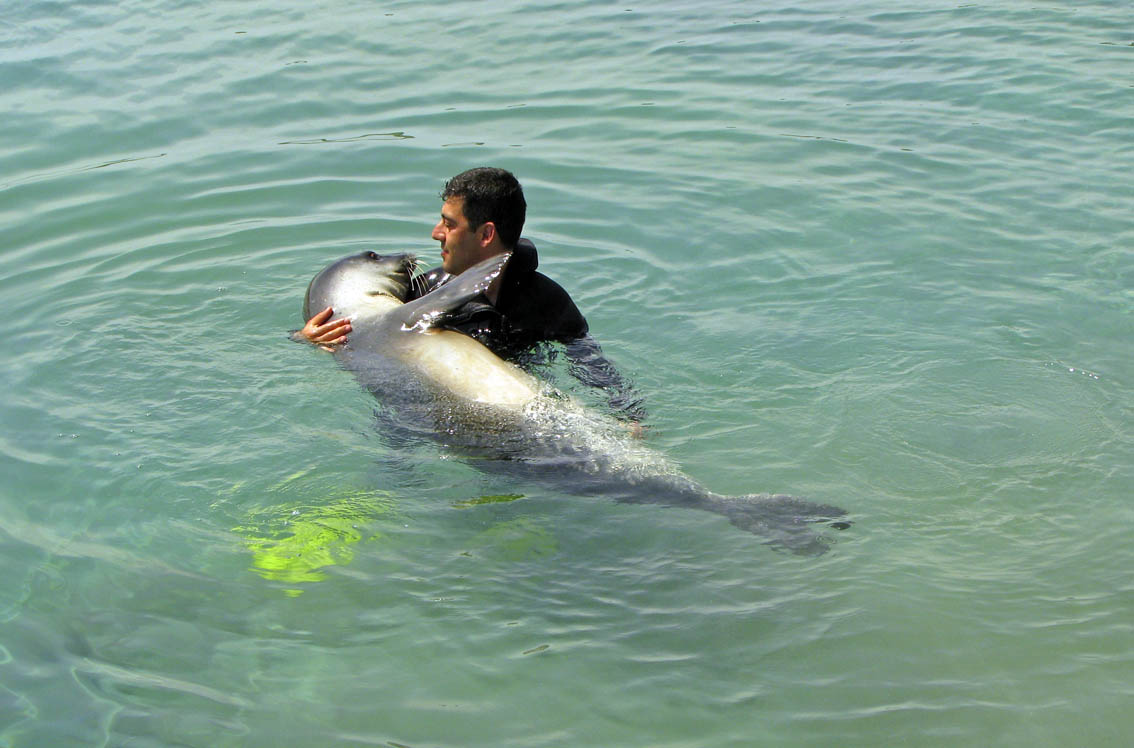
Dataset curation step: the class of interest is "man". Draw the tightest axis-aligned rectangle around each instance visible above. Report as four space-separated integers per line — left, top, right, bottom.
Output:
301 167 644 422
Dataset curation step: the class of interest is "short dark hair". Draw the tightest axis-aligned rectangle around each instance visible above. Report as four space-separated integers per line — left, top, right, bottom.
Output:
440 167 526 248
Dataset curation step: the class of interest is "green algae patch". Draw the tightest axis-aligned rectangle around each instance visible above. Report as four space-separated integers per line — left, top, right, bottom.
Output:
234 482 399 595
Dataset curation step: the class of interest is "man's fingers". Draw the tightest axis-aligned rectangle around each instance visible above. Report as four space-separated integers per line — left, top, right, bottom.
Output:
316 334 348 353
314 328 348 343
312 319 351 341
300 307 351 348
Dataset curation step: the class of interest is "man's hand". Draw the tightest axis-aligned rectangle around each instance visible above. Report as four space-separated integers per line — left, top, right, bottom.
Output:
300 306 351 352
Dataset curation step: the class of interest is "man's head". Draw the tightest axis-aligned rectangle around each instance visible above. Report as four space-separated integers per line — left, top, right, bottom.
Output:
432 167 526 276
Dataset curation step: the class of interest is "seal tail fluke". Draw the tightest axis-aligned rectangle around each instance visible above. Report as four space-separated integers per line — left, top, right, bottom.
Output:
710 493 851 556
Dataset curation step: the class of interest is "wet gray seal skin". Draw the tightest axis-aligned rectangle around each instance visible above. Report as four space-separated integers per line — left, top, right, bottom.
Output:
303 251 850 555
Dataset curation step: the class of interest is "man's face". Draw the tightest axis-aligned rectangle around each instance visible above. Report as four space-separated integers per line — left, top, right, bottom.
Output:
431 197 488 276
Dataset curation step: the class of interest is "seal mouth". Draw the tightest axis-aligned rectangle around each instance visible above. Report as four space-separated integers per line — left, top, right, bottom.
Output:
391 254 425 302
361 251 420 300
404 255 435 300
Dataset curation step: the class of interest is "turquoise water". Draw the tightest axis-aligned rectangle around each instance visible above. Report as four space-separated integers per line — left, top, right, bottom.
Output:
2 0 1132 745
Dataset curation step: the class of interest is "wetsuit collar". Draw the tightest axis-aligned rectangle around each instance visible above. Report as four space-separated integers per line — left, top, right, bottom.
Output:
511 237 538 273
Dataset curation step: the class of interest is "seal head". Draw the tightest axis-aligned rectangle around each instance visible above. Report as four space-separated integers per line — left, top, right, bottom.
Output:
302 251 417 322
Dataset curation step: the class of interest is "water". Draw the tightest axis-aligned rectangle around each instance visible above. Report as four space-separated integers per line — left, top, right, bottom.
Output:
2 0 1131 745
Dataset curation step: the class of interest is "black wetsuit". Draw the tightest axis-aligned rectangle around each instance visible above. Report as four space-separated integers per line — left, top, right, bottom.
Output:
408 239 646 422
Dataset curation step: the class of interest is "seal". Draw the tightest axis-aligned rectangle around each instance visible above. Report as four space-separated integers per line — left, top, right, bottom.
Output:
303 251 850 554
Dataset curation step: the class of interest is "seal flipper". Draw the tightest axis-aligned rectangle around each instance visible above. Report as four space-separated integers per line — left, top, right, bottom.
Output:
709 493 851 556
397 252 512 332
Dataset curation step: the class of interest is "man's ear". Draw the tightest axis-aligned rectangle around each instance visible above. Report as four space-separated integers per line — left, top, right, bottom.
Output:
478 221 497 246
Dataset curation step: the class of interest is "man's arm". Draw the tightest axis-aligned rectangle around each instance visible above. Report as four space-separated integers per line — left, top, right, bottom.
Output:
564 334 648 425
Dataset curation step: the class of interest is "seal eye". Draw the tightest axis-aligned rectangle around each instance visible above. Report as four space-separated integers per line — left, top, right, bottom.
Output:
366 251 379 261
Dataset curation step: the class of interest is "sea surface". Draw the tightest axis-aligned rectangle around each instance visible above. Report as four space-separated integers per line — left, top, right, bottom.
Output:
2 1 1131 745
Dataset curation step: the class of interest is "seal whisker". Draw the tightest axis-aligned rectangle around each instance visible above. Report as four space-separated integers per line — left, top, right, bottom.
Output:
409 263 429 298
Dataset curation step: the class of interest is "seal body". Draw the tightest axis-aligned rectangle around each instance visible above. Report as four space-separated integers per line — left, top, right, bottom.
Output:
304 251 540 418
303 251 849 554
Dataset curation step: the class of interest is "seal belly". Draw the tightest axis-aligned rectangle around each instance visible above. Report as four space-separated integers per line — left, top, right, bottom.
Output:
408 328 540 409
